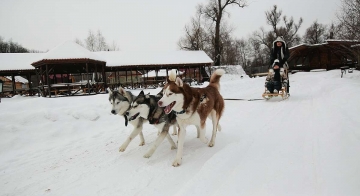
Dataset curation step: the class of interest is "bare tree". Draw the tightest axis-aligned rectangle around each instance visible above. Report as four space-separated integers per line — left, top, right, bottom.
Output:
255 5 303 50
95 30 107 51
83 29 118 51
178 7 210 51
85 30 97 52
336 0 360 40
200 0 247 66
234 38 251 70
74 38 84 47
108 40 120 51
303 20 327 44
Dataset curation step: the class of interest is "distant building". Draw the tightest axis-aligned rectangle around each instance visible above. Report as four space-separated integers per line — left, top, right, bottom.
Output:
288 40 360 71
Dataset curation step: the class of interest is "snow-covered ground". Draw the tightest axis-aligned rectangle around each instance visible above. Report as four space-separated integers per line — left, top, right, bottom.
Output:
1 69 360 196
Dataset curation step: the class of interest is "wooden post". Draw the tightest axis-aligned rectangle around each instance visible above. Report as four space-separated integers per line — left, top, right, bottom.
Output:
11 74 15 95
130 69 134 89
86 62 90 94
102 63 106 91
125 69 128 88
142 67 145 88
39 66 45 97
26 74 32 95
46 64 51 97
198 66 201 83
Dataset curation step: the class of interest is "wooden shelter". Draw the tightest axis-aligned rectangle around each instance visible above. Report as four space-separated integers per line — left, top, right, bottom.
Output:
96 50 212 89
0 42 213 97
288 40 360 71
31 41 106 97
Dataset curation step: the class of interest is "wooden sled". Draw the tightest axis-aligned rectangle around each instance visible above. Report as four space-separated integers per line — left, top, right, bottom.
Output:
262 87 289 100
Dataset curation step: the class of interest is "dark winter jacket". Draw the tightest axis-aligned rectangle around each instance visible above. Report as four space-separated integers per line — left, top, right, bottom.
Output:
270 36 290 68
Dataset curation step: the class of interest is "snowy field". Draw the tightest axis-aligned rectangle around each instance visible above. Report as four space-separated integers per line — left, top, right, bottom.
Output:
1 69 360 196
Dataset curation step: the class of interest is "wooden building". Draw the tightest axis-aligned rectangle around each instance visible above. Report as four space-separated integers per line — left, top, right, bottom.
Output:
0 42 213 97
96 50 212 89
288 40 360 71
0 76 29 96
31 41 107 97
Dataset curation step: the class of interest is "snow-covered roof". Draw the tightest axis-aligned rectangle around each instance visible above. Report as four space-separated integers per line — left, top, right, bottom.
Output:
142 69 184 78
289 42 327 50
94 50 213 67
0 53 43 71
290 40 360 50
32 41 105 64
5 76 28 83
0 47 212 72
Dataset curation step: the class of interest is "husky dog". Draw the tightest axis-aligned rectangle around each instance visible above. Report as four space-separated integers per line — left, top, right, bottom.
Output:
127 90 178 158
158 69 225 166
108 87 176 153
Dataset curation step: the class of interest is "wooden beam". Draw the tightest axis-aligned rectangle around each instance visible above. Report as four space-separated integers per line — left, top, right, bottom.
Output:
46 64 51 97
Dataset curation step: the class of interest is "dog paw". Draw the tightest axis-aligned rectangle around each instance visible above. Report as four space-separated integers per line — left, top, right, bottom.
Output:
172 159 181 167
139 141 145 146
119 146 126 152
171 146 177 150
208 142 215 147
200 137 208 144
143 153 151 158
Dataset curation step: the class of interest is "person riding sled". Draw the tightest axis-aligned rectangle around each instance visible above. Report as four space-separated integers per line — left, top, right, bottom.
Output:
266 36 290 94
265 59 288 94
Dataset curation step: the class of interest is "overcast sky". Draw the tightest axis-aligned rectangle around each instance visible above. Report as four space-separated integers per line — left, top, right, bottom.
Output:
0 0 340 52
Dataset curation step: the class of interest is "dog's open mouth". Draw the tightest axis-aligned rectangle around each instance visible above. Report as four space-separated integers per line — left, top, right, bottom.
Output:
164 101 176 114
128 113 140 121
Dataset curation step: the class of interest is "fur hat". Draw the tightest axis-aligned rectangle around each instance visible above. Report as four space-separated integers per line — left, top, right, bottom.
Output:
272 36 286 49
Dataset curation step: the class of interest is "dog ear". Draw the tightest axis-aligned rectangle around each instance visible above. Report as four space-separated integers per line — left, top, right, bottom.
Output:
107 87 112 95
139 90 145 96
175 77 183 87
156 88 163 97
118 87 126 95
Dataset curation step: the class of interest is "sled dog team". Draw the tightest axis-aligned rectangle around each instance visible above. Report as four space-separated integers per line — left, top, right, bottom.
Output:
109 69 225 166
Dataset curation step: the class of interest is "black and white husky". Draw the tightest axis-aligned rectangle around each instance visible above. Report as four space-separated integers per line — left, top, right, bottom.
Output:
127 90 180 158
108 87 176 157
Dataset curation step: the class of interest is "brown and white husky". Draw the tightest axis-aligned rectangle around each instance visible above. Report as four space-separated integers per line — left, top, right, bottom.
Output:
158 69 225 166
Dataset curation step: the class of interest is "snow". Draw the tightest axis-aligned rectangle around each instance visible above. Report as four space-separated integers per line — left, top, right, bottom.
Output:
4 76 28 84
0 53 42 71
0 45 212 71
94 50 213 67
142 69 184 78
34 41 105 63
1 69 360 196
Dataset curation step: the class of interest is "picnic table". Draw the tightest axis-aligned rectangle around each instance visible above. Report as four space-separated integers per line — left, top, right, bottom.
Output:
43 82 105 97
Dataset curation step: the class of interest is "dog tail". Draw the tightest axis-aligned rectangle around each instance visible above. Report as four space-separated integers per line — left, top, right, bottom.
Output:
209 69 225 90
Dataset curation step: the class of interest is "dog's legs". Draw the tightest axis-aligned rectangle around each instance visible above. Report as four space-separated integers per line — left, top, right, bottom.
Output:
143 124 176 158
195 125 200 138
198 123 208 144
208 110 219 147
172 124 178 135
207 116 221 132
143 131 168 158
119 120 143 152
217 123 222 132
138 131 145 146
172 123 186 167
164 123 177 148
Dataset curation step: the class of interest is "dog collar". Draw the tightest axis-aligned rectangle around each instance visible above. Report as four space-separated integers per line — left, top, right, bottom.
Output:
173 109 186 115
